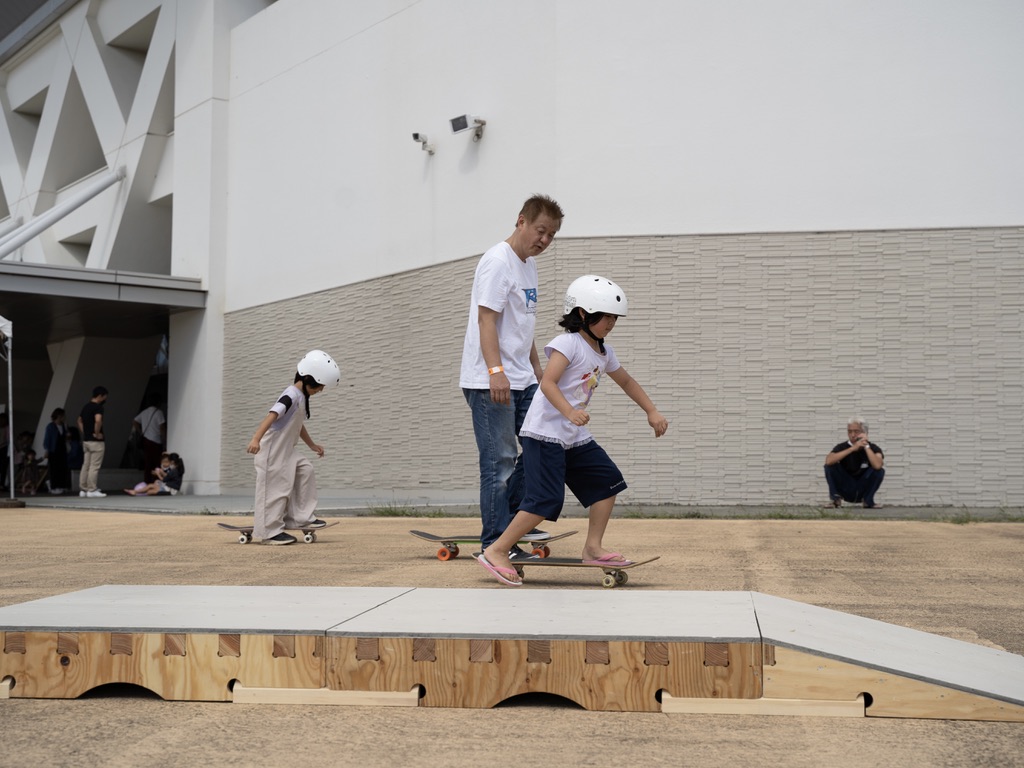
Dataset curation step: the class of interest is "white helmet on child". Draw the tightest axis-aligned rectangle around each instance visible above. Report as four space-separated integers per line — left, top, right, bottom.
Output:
564 275 628 316
297 350 340 390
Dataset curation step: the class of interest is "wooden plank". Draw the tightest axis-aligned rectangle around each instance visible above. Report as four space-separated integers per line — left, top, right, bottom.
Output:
704 643 730 667
644 642 669 666
355 638 379 661
327 637 761 711
110 633 133 656
527 639 551 664
469 639 493 663
0 631 324 701
232 683 419 707
752 592 1024 708
218 634 241 658
272 635 295 659
765 646 1024 723
662 692 865 717
3 631 26 654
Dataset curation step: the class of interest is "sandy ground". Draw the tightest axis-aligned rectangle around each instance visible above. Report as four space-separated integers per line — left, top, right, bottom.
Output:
0 508 1022 767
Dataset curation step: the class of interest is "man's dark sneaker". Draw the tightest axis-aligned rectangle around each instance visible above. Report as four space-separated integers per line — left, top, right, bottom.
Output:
306 519 328 529
520 529 550 542
264 532 297 545
508 545 539 561
830 497 842 508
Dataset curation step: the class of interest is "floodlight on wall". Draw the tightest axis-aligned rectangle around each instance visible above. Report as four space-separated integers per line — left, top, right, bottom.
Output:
412 132 435 155
450 114 486 141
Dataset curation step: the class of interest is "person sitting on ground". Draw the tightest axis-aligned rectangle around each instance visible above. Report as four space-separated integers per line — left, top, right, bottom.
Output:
824 417 885 509
16 448 48 496
124 452 184 496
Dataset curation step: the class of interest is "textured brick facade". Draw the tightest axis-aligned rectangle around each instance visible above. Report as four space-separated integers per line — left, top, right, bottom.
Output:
222 227 1024 506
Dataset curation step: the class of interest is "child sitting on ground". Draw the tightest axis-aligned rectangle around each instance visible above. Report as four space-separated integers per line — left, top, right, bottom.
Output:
124 453 184 496
16 448 48 496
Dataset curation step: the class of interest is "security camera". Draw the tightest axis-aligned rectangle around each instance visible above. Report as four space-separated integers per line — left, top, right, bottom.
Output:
412 132 435 155
450 114 486 141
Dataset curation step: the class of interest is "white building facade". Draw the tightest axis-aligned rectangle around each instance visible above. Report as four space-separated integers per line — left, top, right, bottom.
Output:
2 0 1022 505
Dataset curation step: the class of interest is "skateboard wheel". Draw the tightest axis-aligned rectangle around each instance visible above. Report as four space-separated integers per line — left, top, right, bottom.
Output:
602 574 616 588
304 532 316 543
437 547 455 561
238 534 249 544
532 545 551 558
615 571 628 585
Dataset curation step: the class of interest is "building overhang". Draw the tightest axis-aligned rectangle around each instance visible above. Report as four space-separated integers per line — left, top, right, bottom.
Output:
0 261 206 359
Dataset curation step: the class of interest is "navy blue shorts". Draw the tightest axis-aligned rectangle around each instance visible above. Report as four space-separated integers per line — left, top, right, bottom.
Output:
519 437 627 521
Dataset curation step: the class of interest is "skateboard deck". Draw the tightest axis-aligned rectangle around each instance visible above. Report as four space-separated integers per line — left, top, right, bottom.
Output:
506 555 660 588
409 529 577 561
217 521 339 544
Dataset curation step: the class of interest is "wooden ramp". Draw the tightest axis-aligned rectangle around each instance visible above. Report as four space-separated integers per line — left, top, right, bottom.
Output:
1 586 1022 721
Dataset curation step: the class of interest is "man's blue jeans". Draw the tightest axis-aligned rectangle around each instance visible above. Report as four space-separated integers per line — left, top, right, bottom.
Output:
824 465 885 507
464 384 537 549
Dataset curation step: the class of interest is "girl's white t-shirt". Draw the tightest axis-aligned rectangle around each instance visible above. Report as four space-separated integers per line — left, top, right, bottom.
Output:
267 385 306 433
520 333 620 449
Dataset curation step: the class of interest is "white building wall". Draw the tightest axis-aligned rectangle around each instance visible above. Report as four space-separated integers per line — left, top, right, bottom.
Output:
219 227 1024 507
224 0 1024 312
218 1 1024 506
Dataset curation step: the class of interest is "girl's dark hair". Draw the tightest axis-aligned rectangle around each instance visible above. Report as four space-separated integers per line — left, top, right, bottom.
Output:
294 372 321 389
559 308 607 333
51 407 65 420
168 452 185 477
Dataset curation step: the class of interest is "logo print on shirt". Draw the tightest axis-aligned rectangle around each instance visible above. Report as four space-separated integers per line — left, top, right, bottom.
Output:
523 288 538 308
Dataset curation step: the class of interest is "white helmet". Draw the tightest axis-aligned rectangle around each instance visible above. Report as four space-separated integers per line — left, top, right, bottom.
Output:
564 275 628 316
297 350 340 390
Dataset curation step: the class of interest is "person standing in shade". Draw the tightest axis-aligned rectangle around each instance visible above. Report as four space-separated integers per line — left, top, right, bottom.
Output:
459 194 565 559
133 394 167 483
77 386 108 498
43 407 70 494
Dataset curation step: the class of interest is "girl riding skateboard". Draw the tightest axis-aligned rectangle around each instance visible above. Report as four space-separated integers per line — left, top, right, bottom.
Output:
247 350 340 545
477 276 669 585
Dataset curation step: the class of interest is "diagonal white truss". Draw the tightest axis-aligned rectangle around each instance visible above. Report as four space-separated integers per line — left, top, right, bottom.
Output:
0 0 174 272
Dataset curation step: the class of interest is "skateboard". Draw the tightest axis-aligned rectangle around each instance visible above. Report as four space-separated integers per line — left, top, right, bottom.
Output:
506 555 660 588
217 521 339 544
409 529 578 561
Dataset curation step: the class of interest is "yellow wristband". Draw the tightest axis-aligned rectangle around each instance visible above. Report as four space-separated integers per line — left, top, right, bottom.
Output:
488 365 504 375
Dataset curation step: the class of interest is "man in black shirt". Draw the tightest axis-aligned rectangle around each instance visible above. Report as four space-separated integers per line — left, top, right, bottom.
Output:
77 386 108 498
824 418 885 509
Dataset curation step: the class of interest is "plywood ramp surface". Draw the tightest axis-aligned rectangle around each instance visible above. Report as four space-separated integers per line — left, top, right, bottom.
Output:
1 587 1023 720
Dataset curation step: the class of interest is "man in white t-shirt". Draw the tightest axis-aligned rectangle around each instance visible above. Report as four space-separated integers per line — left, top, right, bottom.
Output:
460 194 564 554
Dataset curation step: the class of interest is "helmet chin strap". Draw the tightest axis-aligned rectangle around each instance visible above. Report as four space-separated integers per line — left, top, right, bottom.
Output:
583 324 606 354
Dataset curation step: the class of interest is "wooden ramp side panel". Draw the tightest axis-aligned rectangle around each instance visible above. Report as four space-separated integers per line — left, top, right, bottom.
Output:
326 637 761 711
0 631 323 701
764 646 1024 723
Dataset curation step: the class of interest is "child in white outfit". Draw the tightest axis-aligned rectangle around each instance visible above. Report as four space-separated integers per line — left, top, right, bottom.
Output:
478 276 668 585
247 350 340 545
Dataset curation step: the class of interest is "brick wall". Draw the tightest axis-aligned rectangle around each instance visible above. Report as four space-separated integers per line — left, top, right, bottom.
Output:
222 227 1024 506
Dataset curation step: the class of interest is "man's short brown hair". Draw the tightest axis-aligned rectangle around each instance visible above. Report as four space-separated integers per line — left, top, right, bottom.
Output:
518 194 564 225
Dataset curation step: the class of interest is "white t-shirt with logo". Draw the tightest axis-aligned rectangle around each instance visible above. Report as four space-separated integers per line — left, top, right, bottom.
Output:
520 333 621 449
459 241 539 390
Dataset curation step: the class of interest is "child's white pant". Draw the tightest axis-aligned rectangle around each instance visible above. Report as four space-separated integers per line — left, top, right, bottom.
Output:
253 429 318 539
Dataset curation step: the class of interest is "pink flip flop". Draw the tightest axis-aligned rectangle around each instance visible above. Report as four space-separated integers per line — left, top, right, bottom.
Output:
475 554 522 586
582 552 633 566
